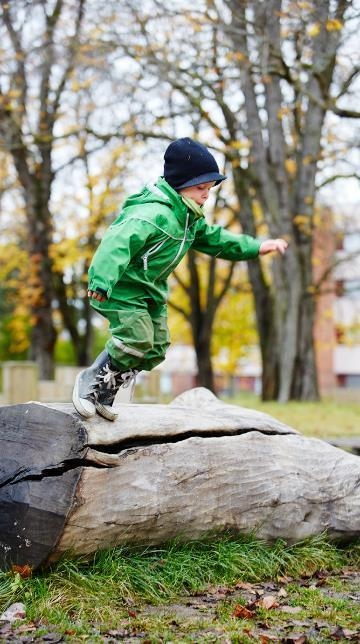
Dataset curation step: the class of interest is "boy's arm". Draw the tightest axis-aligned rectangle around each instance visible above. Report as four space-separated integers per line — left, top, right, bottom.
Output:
191 218 261 261
88 218 155 299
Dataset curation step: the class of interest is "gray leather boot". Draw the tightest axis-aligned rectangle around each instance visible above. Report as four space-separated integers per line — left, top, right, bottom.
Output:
73 351 138 421
72 350 109 418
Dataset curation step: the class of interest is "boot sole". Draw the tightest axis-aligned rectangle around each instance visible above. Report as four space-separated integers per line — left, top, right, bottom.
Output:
95 402 118 421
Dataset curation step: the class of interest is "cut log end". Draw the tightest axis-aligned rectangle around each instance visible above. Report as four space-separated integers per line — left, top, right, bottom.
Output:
0 403 86 570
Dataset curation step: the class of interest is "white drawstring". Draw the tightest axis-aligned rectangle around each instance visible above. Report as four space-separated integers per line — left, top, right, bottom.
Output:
120 369 138 389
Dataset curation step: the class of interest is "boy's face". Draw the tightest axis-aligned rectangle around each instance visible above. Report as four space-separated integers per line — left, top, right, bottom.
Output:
178 181 216 205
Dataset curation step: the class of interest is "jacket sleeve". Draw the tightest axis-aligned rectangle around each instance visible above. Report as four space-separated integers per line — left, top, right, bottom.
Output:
191 217 261 261
88 217 155 298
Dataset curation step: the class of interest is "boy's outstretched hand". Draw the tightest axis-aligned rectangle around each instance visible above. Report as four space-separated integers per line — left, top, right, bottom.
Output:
88 290 107 302
259 238 289 256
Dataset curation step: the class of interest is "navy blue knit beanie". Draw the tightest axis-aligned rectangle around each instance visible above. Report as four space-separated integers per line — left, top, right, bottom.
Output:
163 137 226 190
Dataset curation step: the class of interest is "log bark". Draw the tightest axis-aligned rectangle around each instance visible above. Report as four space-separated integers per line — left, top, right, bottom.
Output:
0 388 359 572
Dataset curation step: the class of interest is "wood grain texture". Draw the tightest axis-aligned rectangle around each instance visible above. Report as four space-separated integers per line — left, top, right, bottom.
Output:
54 431 360 559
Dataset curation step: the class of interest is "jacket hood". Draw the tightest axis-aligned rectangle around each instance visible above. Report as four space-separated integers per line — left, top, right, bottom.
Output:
122 177 187 214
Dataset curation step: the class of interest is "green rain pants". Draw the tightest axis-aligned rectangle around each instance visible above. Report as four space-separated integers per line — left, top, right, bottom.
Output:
91 297 170 371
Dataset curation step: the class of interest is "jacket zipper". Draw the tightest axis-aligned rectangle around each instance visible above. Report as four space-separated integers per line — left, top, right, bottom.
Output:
142 239 166 271
157 212 190 280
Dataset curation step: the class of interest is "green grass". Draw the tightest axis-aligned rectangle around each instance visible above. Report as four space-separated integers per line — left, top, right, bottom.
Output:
222 391 360 438
0 534 358 636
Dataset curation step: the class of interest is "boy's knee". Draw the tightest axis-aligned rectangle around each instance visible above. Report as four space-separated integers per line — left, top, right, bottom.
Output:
107 309 154 358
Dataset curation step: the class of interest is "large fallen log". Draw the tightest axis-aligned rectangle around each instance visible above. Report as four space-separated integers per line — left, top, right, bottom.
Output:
0 388 359 571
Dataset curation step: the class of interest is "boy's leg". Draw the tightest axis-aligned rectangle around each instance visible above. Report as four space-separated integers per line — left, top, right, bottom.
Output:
73 305 154 420
105 308 154 370
139 304 170 371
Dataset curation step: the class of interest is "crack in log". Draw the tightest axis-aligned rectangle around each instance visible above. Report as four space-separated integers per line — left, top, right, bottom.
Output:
0 458 109 489
0 428 298 489
86 427 294 454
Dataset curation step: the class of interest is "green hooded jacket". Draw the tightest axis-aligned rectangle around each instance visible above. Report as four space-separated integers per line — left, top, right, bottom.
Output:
88 177 261 307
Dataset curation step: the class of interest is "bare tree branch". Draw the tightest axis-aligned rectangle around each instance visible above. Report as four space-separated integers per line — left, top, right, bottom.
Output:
317 172 360 189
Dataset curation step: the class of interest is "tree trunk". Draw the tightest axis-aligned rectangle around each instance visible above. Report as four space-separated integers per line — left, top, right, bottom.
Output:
53 273 94 366
193 331 215 391
26 189 57 380
187 250 216 392
1 387 359 572
291 292 319 399
231 171 280 400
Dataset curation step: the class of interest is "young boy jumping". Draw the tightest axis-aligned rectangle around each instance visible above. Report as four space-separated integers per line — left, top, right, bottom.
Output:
72 137 288 421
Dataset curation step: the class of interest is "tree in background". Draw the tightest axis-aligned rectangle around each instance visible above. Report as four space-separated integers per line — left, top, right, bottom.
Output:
0 0 87 376
169 252 257 392
113 0 359 400
0 0 138 375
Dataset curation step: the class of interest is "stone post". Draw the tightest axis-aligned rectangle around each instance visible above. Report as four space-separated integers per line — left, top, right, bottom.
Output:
1 361 39 404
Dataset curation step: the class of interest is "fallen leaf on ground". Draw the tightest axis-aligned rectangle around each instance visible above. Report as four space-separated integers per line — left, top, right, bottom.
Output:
278 588 288 597
0 602 26 623
243 628 255 638
232 603 255 619
278 575 293 583
278 606 303 614
105 630 129 637
282 635 307 644
14 623 37 633
11 564 32 578
260 635 279 642
340 568 355 577
256 595 279 609
330 626 360 640
127 609 137 618
235 581 257 594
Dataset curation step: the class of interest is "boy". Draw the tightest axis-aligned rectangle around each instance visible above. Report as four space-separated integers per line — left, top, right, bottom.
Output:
73 137 288 421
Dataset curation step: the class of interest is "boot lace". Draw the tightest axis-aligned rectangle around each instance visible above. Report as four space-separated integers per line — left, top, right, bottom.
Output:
89 363 138 405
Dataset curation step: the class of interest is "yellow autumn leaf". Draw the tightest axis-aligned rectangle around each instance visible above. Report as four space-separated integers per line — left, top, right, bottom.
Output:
252 199 264 223
277 106 291 120
326 18 343 31
302 155 313 165
230 140 252 153
307 22 321 37
293 214 309 225
7 89 22 98
285 159 297 176
281 28 290 38
226 51 245 62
